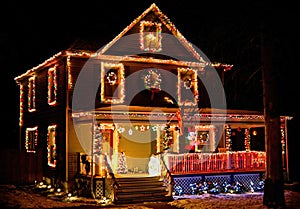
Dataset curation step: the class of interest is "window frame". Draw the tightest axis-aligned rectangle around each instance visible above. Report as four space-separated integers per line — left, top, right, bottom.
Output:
28 76 36 112
47 125 57 167
25 126 38 153
48 66 57 105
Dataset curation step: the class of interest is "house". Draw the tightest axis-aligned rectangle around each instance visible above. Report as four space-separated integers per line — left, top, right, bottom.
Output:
14 3 292 203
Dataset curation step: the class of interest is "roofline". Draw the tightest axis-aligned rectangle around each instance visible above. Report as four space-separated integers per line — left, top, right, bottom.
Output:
98 3 207 64
14 48 233 82
14 50 94 82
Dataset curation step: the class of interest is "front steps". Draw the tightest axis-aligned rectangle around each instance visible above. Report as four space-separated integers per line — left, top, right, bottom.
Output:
113 176 173 204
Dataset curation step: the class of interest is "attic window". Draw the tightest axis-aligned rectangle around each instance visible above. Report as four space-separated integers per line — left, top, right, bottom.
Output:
100 62 125 104
178 68 198 106
140 21 162 52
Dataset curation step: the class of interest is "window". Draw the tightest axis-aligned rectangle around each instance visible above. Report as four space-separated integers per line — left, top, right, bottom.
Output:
28 76 36 112
25 127 38 153
178 68 198 106
47 125 57 167
195 125 215 153
48 66 57 105
140 21 162 52
100 62 125 104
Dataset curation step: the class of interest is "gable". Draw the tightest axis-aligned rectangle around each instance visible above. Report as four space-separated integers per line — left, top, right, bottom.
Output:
99 3 206 64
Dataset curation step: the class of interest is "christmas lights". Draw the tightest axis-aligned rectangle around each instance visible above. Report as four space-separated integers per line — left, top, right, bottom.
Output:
225 125 232 151
28 76 36 112
244 128 251 151
100 62 125 104
25 126 38 153
140 21 162 52
19 84 24 126
143 68 162 90
67 56 73 90
47 125 57 167
48 66 57 106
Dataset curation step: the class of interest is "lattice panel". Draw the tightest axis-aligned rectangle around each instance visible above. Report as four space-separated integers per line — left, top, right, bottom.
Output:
95 179 104 198
173 176 202 194
234 173 261 191
204 174 231 185
68 152 78 179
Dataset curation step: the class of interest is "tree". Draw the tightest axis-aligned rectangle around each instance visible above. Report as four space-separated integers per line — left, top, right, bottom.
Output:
117 152 128 174
261 11 285 208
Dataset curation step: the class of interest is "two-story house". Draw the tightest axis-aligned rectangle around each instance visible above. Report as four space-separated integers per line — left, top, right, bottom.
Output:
14 3 292 204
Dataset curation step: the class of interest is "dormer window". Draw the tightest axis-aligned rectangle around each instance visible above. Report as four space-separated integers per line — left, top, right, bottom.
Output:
140 21 162 52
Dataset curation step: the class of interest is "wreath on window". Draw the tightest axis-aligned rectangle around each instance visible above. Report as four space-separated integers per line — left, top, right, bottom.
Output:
183 77 193 89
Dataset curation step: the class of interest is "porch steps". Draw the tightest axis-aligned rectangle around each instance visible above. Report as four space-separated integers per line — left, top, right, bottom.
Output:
113 176 173 204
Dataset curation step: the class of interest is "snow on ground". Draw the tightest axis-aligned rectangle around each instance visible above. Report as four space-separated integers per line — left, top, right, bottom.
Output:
171 193 267 209
170 191 300 209
1 184 300 209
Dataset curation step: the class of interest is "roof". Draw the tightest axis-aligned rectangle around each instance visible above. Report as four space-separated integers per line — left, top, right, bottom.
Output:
14 3 233 82
98 3 206 63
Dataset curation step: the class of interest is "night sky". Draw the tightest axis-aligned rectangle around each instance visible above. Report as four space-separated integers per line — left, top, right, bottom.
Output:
1 1 299 150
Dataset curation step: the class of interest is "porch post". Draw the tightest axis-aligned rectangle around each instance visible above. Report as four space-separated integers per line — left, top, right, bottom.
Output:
90 114 95 198
284 117 290 181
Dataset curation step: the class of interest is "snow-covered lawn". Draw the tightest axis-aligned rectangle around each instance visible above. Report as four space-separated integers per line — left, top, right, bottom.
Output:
170 191 300 209
1 184 300 209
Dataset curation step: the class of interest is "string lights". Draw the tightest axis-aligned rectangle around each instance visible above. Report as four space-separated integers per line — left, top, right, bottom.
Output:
47 125 57 167
48 66 57 106
25 126 38 153
140 20 162 52
244 128 251 151
28 76 36 112
225 125 232 151
100 62 125 104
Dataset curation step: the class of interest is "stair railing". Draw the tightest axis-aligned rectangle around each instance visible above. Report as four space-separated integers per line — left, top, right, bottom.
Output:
156 152 174 196
103 154 119 200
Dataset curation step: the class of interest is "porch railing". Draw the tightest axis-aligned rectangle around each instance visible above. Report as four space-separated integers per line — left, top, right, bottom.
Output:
165 151 266 175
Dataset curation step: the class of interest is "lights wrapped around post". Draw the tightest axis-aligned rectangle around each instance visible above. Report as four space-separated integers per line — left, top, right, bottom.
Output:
244 128 251 151
93 124 105 155
225 125 232 151
162 124 173 150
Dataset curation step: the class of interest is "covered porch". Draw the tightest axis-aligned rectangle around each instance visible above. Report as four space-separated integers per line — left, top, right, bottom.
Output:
70 106 291 199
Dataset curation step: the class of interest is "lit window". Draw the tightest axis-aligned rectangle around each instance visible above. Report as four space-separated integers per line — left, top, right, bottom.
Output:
140 21 162 52
48 66 57 105
25 127 38 153
28 76 36 112
100 62 125 104
47 125 57 167
178 68 198 106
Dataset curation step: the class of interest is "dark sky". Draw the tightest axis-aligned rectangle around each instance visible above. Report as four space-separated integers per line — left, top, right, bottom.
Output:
1 1 299 148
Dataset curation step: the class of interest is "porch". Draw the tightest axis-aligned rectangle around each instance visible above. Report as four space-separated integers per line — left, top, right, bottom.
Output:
74 150 266 201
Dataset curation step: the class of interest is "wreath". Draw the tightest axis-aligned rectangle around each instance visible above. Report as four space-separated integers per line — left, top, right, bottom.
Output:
106 71 118 85
143 69 162 91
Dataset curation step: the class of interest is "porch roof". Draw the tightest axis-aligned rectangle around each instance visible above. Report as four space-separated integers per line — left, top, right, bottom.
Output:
71 105 292 127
